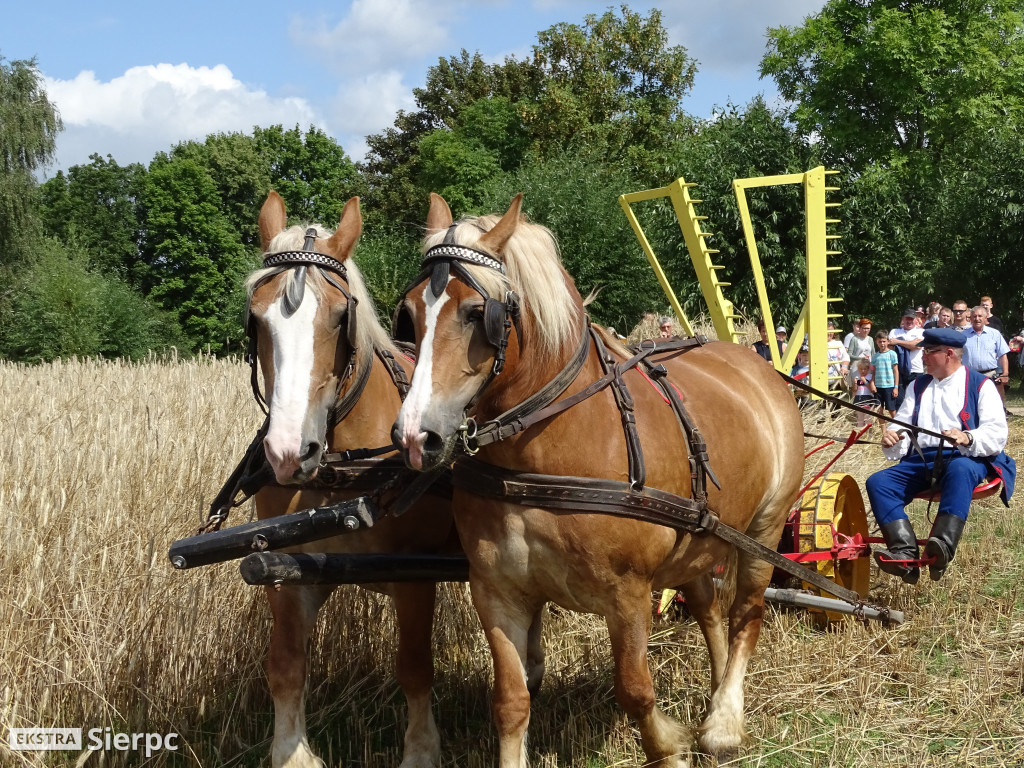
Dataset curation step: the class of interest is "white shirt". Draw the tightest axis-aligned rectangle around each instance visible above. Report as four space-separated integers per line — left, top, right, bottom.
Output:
883 365 1008 461
823 339 847 385
889 326 925 373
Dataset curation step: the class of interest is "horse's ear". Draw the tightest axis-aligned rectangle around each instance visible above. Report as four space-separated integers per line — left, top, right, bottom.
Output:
426 193 453 236
259 190 287 251
478 193 523 254
325 197 362 260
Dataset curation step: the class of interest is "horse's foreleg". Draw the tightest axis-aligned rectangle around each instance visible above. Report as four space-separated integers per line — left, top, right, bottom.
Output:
698 553 772 760
607 587 692 768
265 584 333 768
393 582 441 768
679 573 728 693
525 604 546 697
471 581 534 768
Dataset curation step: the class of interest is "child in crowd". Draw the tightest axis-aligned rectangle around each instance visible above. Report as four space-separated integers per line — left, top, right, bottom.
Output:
870 331 899 418
849 358 878 428
790 345 810 380
790 345 811 408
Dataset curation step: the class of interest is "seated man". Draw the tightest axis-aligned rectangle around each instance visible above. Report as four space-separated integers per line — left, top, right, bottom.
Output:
865 328 1016 582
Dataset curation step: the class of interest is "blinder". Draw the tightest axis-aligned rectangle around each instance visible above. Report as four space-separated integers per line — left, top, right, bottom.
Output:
392 302 416 345
394 238 521 375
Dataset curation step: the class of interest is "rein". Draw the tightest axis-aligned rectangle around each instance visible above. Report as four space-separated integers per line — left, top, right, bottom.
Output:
779 371 958 446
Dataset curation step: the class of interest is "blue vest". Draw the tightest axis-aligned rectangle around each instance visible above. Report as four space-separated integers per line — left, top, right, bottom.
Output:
911 369 1016 505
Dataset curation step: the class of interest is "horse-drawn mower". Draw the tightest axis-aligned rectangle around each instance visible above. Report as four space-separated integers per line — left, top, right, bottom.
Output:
169 169 905 626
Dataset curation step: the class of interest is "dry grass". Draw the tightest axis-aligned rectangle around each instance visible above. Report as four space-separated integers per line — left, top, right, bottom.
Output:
1 356 1022 768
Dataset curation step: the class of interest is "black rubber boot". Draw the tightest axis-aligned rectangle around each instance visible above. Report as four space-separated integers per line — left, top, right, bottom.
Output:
925 514 966 581
874 518 920 584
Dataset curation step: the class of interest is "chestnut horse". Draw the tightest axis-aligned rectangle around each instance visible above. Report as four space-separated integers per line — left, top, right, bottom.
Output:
393 194 804 766
247 191 456 768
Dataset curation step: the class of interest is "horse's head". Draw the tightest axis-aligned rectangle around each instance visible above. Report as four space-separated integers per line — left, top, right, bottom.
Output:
247 191 362 484
393 193 583 472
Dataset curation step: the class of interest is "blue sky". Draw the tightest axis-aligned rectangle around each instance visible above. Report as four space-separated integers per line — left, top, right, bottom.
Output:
4 0 825 176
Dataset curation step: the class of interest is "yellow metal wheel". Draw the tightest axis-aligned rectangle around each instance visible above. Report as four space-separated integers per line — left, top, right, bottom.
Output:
795 472 871 621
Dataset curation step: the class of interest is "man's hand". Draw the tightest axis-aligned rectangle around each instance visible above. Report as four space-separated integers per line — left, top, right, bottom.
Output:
941 428 970 447
881 430 904 448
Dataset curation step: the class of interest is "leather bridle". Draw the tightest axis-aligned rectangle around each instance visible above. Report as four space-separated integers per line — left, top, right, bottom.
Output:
393 226 521 378
246 228 360 421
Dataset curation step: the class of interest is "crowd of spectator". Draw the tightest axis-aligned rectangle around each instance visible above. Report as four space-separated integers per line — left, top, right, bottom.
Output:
758 296 1020 422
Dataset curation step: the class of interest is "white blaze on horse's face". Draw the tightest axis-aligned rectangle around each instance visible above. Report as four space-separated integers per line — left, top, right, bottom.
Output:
398 279 451 470
254 276 345 484
396 276 500 471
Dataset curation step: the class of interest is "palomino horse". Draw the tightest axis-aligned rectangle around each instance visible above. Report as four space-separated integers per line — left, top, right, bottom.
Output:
393 194 804 766
247 191 456 768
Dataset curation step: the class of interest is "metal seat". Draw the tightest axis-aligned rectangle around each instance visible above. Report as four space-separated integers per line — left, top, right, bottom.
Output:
913 476 1003 502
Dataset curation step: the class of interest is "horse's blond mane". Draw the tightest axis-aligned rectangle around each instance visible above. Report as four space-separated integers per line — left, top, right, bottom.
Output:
423 214 583 358
246 224 395 354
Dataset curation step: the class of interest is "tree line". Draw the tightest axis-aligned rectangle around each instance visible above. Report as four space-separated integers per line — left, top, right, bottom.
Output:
2 0 1023 362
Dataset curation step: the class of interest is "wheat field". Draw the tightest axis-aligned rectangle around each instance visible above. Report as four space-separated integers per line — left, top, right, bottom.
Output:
1 354 1022 767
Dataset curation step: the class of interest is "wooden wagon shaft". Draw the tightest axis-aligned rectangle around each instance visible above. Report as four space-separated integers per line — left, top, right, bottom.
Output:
239 552 471 585
168 496 378 570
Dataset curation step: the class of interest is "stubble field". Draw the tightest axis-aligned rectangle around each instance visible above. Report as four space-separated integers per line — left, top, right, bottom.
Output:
1 354 1022 767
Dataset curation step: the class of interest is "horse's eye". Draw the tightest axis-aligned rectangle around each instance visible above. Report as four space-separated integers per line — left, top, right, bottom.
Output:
467 307 484 323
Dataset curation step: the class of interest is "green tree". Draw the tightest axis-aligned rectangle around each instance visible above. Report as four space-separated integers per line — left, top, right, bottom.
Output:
0 55 62 262
660 99 819 325
363 50 532 226
415 98 528 214
0 237 181 361
37 154 147 281
363 6 695 231
171 132 268 250
761 0 1024 170
141 153 255 352
761 0 1024 321
478 145 662 330
254 125 364 228
525 5 696 163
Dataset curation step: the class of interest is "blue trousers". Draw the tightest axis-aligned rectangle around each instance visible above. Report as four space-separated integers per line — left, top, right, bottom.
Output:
865 449 990 525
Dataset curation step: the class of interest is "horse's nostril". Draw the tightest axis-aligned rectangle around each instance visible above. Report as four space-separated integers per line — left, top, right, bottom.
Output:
422 431 445 456
300 441 321 462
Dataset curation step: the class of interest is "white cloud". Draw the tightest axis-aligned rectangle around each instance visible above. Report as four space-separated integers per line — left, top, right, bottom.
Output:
662 0 826 75
329 70 415 154
290 0 453 74
43 63 322 172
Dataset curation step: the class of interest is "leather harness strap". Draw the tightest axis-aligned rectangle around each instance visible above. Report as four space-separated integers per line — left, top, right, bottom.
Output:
452 460 706 528
592 329 646 489
641 358 722 498
451 456 867 607
781 370 956 445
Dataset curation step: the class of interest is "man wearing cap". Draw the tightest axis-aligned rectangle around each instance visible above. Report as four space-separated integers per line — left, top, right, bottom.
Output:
775 325 788 353
752 318 782 363
866 328 1015 582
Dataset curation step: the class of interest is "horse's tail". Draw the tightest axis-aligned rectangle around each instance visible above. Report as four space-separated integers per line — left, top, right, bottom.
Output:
714 549 738 614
